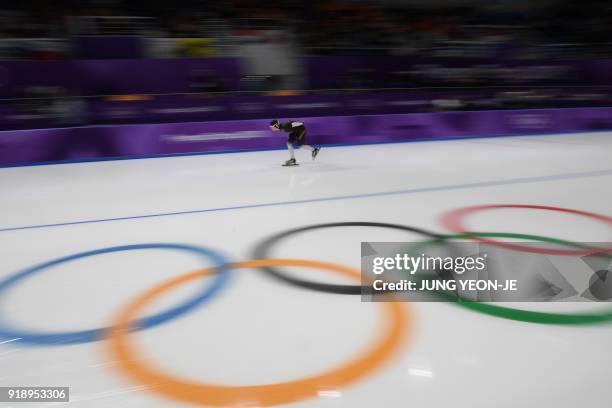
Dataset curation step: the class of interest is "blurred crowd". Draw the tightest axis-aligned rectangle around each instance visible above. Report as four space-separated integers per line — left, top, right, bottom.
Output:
294 0 612 58
2 0 612 131
1 0 612 59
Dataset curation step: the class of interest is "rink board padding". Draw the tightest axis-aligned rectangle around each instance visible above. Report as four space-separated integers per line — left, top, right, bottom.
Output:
2 107 612 166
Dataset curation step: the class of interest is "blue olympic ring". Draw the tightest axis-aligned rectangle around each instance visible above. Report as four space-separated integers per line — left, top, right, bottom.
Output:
0 243 232 346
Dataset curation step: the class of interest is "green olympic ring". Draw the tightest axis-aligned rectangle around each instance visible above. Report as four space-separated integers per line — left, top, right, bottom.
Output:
405 232 612 325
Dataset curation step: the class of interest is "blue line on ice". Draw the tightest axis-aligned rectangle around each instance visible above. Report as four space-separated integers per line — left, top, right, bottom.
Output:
1 168 611 233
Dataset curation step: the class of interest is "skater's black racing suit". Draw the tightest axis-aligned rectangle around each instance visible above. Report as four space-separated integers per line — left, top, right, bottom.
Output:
279 121 307 147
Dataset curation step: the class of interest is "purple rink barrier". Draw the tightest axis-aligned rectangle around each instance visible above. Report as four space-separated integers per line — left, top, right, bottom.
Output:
1 107 612 166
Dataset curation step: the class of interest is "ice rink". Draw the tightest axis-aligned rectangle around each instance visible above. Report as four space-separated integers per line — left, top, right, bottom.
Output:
1 131 612 407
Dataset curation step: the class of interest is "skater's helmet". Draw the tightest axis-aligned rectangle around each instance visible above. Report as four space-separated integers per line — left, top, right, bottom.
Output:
269 119 280 130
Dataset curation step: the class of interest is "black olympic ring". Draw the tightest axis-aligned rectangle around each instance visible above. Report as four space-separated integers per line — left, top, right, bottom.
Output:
251 222 443 295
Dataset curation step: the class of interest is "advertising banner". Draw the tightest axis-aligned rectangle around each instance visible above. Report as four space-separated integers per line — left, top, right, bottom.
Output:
1 107 611 166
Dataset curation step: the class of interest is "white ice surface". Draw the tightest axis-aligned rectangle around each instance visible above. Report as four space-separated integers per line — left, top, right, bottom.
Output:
0 131 611 407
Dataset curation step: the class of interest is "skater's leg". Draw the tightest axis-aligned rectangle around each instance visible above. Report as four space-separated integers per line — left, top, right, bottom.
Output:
287 142 296 160
301 144 314 151
311 146 321 160
294 129 320 160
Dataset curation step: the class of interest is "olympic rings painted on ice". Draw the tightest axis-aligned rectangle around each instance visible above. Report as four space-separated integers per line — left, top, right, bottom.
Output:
107 259 411 407
251 222 441 295
0 243 232 345
440 204 612 255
